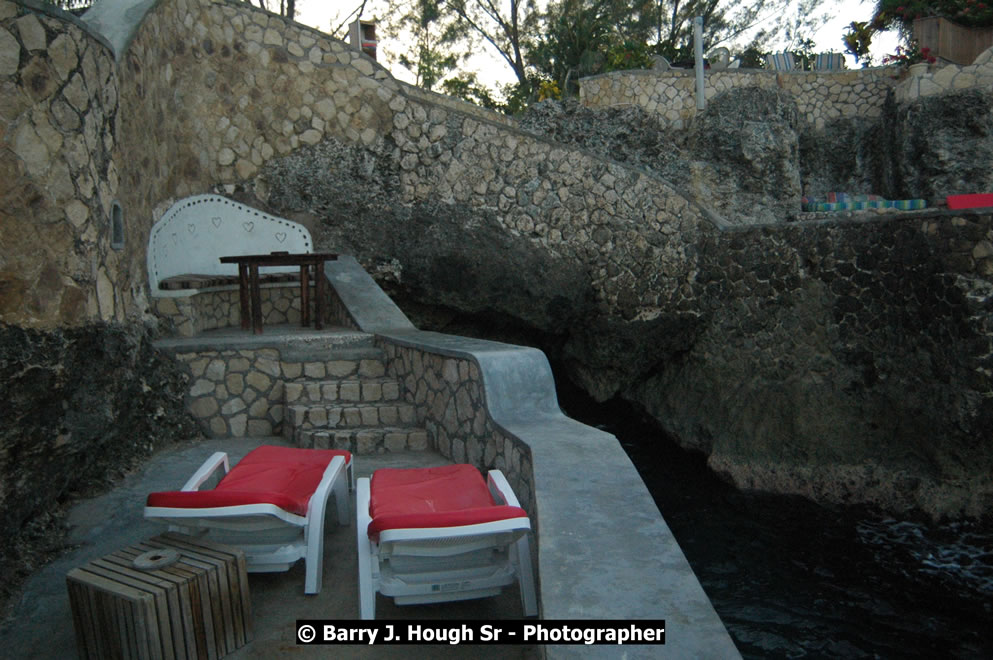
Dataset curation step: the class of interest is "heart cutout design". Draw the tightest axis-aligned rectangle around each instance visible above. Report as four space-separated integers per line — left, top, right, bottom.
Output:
243 222 254 232
171 233 178 244
187 223 196 234
275 232 287 243
211 216 222 228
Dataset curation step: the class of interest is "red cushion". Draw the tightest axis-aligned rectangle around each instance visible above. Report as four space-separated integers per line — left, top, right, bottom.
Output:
946 193 993 210
146 446 350 517
367 464 527 540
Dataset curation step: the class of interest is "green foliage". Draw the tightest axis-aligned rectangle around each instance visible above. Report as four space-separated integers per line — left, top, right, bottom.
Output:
735 43 767 68
791 37 817 70
526 0 616 95
384 0 474 91
440 73 503 110
606 40 656 71
537 79 563 101
422 0 832 111
843 20 875 64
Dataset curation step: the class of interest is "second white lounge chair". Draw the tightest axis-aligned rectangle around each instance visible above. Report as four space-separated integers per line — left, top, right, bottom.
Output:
356 463 538 619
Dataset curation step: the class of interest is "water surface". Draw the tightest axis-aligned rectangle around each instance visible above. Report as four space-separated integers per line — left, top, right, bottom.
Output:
558 393 993 659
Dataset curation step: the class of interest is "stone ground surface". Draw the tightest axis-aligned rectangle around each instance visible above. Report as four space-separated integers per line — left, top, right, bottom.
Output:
0 437 537 659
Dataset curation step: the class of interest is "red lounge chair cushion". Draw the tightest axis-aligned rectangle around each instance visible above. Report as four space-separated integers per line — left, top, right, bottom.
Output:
367 464 527 540
946 193 993 210
146 446 351 517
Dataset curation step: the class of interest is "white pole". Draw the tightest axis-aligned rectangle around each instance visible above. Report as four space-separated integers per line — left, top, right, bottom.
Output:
694 16 705 110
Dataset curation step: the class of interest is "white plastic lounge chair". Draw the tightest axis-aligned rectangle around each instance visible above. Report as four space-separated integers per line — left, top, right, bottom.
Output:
145 445 352 594
356 464 538 619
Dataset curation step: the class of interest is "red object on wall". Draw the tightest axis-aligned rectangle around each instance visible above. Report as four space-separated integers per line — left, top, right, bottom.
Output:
946 194 993 210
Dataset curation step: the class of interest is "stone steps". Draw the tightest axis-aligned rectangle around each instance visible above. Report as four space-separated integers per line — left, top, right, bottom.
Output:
283 378 401 406
281 345 432 455
300 427 430 454
286 402 418 430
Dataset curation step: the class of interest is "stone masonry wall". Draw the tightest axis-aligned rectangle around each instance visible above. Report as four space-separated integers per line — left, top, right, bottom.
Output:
400 82 517 129
152 282 326 336
6 0 717 328
897 47 993 103
120 0 718 320
1 1 129 328
380 340 534 514
579 67 898 129
166 345 390 437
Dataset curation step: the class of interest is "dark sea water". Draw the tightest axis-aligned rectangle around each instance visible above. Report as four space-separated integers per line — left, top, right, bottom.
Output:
557 392 993 659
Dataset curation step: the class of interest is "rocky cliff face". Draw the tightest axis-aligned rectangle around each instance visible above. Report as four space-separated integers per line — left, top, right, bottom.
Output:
254 86 993 519
0 323 198 538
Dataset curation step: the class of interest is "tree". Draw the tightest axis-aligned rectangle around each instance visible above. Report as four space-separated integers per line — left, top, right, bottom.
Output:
253 0 298 21
383 0 476 90
437 0 544 95
528 0 827 97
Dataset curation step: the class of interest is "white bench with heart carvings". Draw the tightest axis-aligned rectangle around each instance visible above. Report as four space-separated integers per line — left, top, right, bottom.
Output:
148 195 316 336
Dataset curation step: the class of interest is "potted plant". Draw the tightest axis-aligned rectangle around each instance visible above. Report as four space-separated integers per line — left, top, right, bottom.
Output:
882 40 938 74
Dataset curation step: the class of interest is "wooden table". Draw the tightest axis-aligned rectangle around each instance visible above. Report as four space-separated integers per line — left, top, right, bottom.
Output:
219 252 337 334
66 532 252 659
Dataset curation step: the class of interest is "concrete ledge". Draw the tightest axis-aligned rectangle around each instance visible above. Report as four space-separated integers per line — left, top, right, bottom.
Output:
326 257 740 658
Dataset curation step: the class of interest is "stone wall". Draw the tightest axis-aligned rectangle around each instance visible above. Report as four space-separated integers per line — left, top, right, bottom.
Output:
579 67 898 129
381 340 534 512
5 0 715 328
152 283 324 337
400 81 517 129
1 0 129 328
163 345 390 437
260 122 718 322
897 48 993 102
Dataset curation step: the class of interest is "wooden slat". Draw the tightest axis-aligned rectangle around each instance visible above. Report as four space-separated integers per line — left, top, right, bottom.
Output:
147 537 232 655
117 596 134 659
157 533 253 645
149 534 242 652
126 542 216 660
96 554 186 660
80 563 170 659
66 533 251 659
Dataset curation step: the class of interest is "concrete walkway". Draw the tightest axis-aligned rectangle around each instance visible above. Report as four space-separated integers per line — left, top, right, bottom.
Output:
0 437 537 659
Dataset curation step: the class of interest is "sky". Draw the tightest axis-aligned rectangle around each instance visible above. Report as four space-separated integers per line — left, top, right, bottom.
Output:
293 0 901 92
